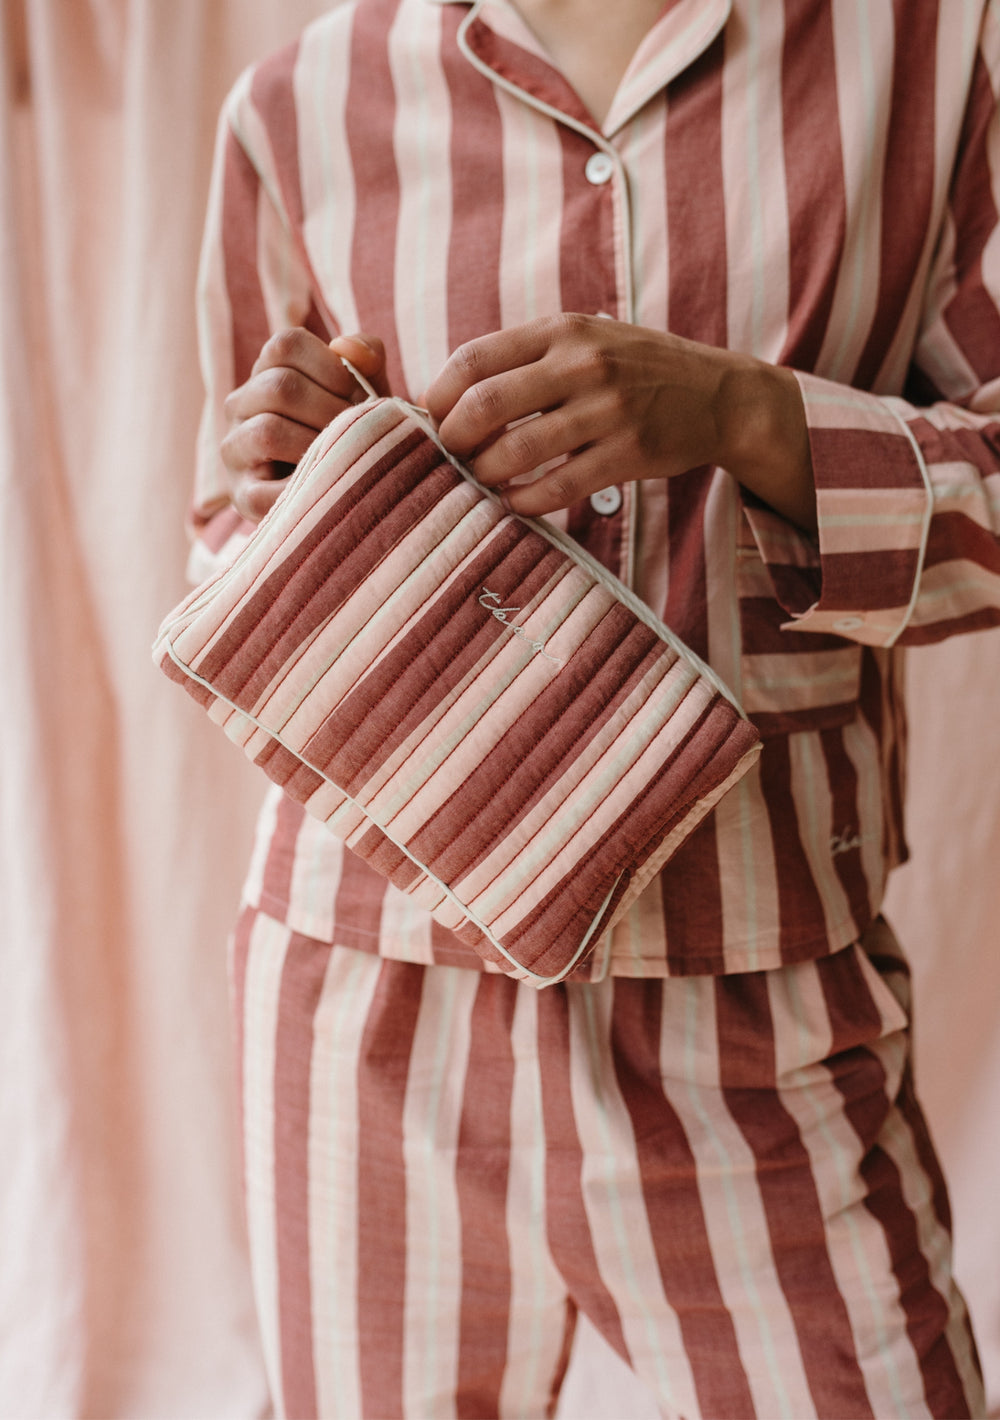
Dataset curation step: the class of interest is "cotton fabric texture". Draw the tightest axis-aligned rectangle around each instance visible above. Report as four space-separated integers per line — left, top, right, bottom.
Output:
158 393 761 984
232 906 983 1419
5 1 1000 1415
195 0 1000 981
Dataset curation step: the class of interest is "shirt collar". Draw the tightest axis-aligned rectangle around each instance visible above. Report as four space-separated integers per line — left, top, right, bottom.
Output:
424 0 732 136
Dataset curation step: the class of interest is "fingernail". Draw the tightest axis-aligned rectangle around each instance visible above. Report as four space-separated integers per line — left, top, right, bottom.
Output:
341 333 377 355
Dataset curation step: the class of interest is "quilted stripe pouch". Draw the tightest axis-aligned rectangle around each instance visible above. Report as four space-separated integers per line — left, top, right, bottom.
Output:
155 392 761 986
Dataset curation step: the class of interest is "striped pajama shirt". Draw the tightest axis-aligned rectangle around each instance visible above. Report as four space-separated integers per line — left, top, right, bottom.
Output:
190 0 1000 1412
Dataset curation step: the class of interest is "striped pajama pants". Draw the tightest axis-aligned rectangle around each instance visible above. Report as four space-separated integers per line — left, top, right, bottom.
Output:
231 907 984 1420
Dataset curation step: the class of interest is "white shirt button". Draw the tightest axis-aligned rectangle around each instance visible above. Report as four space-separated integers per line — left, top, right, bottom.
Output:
590 486 622 516
833 616 864 632
584 151 615 185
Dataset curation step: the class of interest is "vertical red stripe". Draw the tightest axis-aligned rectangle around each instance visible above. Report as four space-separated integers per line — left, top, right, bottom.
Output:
272 932 331 1420
891 1069 979 1418
658 38 729 962
557 127 617 317
659 816 725 975
454 976 517 1416
820 725 872 933
259 794 306 920
779 0 846 370
356 960 426 1419
757 737 829 960
536 988 630 1361
664 34 727 348
557 122 627 578
714 970 874 1418
332 848 387 953
441 6 504 353
610 980 756 1419
659 469 722 967
429 917 485 970
249 39 331 340
942 49 1000 380
855 0 939 389
221 130 271 386
819 952 975 1419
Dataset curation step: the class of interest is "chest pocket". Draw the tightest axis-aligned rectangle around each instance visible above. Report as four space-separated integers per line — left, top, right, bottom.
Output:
735 535 862 739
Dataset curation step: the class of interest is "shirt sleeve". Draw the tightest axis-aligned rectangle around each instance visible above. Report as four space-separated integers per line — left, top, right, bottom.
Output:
742 20 1000 650
188 53 333 582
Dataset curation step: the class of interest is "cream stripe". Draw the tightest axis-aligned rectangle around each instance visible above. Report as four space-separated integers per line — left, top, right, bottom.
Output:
255 167 296 334
302 11 358 332
229 70 284 225
720 770 775 971
788 731 856 943
390 1 452 394
240 913 294 1410
379 883 436 964
721 0 789 360
402 966 475 1416
820 0 892 383
607 884 664 977
660 981 813 1420
912 213 981 397
309 947 381 1420
611 0 731 130
620 119 646 327
497 90 561 324
242 783 282 907
840 715 887 920
975 21 1000 353
568 987 699 1419
288 790 344 940
878 1097 986 1416
195 112 236 516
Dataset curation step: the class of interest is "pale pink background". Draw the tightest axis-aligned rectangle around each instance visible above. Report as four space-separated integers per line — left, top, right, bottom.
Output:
1 2 997 1415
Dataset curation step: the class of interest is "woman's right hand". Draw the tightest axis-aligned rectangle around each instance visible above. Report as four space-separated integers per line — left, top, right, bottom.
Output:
221 328 389 521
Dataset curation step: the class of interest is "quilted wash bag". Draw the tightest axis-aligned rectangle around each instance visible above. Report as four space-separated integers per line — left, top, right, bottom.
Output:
155 388 761 986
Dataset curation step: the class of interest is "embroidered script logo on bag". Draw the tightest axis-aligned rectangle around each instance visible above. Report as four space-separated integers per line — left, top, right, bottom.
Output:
478 589 562 665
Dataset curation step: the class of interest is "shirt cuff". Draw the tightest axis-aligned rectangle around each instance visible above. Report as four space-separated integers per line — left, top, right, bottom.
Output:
740 370 932 646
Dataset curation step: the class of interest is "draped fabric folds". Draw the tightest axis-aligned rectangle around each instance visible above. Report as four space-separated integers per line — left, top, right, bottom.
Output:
0 1 996 1415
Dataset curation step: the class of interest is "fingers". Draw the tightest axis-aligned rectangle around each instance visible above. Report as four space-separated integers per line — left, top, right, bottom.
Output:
425 318 563 445
329 333 392 397
230 471 289 523
220 410 319 479
495 444 621 518
220 326 390 521
467 403 604 487
249 326 361 395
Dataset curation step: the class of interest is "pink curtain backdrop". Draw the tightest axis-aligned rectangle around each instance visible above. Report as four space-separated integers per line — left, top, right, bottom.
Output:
1 2 997 1415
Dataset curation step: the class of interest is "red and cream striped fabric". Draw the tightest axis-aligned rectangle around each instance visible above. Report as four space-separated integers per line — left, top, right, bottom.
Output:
231 908 984 1419
192 0 1000 977
158 394 761 984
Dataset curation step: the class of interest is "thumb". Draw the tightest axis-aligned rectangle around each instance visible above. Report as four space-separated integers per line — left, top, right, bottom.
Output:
329 333 392 398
